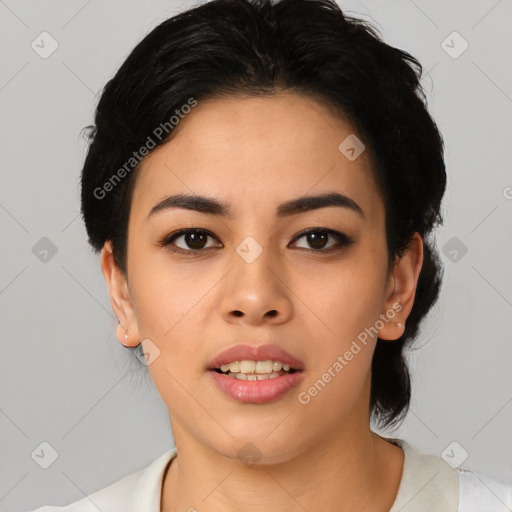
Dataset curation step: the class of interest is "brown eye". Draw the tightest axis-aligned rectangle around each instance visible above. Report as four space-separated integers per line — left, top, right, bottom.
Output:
160 227 353 255
161 229 221 252
291 228 353 252
181 231 208 250
304 231 329 250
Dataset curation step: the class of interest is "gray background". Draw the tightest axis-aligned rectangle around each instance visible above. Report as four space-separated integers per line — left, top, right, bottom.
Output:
1 0 511 510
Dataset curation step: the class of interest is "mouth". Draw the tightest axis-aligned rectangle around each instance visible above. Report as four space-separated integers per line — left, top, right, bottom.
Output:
211 360 300 381
208 343 305 372
207 344 305 404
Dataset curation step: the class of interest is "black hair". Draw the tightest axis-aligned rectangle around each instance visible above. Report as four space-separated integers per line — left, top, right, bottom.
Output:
80 0 446 430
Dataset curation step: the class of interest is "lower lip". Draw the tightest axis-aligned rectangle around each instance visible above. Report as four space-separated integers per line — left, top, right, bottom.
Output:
208 370 304 404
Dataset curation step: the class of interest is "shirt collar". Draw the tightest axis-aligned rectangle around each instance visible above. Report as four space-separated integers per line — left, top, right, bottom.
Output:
131 447 178 512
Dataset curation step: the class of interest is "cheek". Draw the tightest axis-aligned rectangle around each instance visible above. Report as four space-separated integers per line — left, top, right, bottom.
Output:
127 255 220 386
128 254 206 337
321 276 382 325
294 268 383 421
299 255 387 347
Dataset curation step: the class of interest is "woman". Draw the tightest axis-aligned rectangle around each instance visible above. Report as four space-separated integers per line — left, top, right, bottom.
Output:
28 0 512 510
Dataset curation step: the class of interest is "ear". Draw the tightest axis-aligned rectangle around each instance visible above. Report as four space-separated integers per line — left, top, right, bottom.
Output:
378 232 424 341
100 241 140 347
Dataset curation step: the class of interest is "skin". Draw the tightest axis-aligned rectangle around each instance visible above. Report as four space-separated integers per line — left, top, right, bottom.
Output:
101 92 423 512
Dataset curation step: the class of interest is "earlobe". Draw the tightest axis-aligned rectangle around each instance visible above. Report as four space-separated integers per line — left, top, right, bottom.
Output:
100 241 141 347
378 233 424 341
116 322 140 348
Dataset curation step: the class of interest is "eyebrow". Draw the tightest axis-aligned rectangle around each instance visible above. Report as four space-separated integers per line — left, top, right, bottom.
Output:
148 192 365 219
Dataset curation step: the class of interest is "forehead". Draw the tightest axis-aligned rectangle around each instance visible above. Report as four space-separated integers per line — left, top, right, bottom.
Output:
132 93 384 222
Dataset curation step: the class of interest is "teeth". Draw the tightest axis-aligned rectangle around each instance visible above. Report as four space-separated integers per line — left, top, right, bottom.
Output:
272 361 282 371
240 360 256 373
217 360 293 375
255 360 273 374
232 371 282 380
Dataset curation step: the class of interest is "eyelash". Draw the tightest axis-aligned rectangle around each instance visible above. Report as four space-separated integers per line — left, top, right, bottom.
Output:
159 228 354 255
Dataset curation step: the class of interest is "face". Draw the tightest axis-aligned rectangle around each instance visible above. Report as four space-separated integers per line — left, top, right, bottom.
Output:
102 92 420 463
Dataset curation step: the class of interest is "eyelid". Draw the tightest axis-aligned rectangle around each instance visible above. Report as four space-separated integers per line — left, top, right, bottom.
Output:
159 228 220 249
290 228 354 251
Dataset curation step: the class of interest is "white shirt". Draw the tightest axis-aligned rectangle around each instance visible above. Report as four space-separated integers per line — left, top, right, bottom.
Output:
27 438 512 512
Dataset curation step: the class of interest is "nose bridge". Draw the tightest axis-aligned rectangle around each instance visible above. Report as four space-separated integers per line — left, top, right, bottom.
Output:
219 232 292 323
232 233 277 290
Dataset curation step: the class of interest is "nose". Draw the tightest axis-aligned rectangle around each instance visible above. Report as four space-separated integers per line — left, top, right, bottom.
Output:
219 249 293 326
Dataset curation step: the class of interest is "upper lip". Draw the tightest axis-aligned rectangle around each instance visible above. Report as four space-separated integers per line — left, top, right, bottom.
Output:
208 343 305 370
